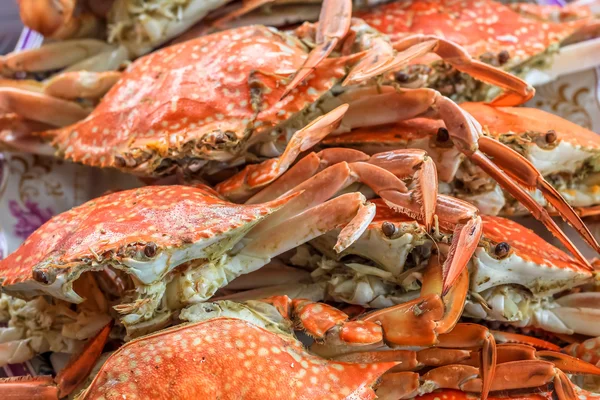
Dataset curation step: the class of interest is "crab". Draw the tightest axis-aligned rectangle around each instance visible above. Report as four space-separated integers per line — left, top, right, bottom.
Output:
222 199 599 339
318 102 600 218
3 295 599 399
5 0 589 263
0 183 377 362
201 0 600 101
353 0 600 102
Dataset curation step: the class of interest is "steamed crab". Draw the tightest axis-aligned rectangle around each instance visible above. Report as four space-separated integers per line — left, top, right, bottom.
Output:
3 296 600 399
320 101 600 219
4 0 593 261
0 183 375 363
203 0 600 102
223 199 600 339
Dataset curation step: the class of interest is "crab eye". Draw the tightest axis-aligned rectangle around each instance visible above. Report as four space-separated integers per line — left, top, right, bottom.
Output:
32 268 56 285
144 242 158 258
381 221 397 238
494 242 510 258
436 127 450 143
544 130 557 144
497 50 510 65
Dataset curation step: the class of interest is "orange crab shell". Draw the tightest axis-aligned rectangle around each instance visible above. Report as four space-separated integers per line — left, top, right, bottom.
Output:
461 103 600 150
357 0 591 65
0 185 294 291
47 25 347 174
480 215 590 273
414 388 600 400
77 317 396 400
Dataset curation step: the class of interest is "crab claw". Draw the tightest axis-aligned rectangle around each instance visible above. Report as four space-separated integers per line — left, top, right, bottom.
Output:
77 318 396 399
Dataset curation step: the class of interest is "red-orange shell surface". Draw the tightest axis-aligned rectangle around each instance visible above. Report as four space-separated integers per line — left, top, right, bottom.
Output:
78 318 395 400
461 103 600 150
481 215 589 272
49 25 346 172
357 0 589 62
0 185 290 289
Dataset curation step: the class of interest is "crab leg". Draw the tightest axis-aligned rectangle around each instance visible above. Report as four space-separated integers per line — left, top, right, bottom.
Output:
170 192 375 303
261 295 384 344
1 39 115 73
389 35 535 106
242 192 375 257
215 104 349 201
247 148 438 230
281 0 353 97
477 136 600 258
1 71 121 101
0 114 56 155
245 148 370 204
0 88 90 127
359 255 496 400
340 87 596 267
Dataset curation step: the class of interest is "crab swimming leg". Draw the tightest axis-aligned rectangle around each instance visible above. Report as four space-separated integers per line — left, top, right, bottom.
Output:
338 86 597 267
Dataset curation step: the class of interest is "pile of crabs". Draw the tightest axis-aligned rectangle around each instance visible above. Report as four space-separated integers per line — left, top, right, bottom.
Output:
1 0 600 399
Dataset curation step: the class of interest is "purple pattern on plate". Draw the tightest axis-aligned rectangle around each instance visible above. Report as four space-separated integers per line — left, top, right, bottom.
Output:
9 200 53 240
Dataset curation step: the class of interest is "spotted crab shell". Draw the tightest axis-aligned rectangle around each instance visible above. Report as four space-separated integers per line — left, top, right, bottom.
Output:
0 185 293 302
77 317 395 400
461 103 600 151
357 0 592 68
479 215 590 274
48 25 346 176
